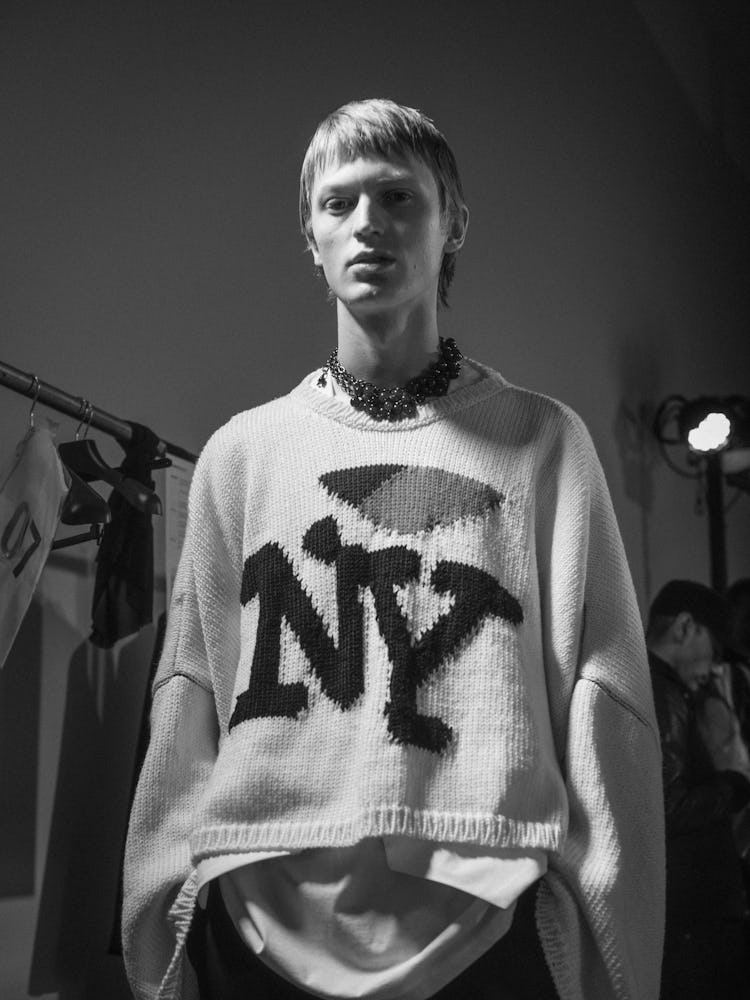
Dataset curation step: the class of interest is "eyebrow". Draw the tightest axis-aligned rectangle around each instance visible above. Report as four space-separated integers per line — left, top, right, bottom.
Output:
315 169 420 197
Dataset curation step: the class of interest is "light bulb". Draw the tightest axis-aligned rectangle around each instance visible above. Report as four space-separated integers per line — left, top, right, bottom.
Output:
687 412 732 452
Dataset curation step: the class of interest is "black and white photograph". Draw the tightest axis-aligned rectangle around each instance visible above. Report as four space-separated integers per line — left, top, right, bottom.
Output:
1 2 749 998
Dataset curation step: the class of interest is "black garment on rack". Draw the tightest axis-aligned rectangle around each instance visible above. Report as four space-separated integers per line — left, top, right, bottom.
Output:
109 610 167 955
90 422 161 649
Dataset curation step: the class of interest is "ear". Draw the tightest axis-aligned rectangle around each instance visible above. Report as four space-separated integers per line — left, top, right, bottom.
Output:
671 612 695 644
308 238 322 267
443 204 469 255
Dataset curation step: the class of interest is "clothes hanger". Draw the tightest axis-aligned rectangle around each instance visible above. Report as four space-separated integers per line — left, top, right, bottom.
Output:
21 391 111 551
59 466 112 526
59 438 163 515
57 402 163 516
51 523 104 551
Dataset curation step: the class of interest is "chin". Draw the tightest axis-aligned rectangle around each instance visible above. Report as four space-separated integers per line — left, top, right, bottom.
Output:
341 286 396 309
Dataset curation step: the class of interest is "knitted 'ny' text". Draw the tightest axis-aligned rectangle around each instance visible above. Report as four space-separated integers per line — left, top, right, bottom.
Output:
229 464 523 753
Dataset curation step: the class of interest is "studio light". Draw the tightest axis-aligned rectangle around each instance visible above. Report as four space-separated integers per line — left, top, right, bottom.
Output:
653 393 750 591
687 412 731 453
675 396 747 454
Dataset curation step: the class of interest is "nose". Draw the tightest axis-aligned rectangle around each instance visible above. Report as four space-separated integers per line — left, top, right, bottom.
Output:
352 196 384 238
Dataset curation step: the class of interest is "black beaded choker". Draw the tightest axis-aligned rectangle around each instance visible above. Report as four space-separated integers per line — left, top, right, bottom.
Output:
317 337 463 422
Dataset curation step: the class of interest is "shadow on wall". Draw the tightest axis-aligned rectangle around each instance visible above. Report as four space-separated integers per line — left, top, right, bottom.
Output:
0 599 42 898
612 322 665 604
28 626 155 1000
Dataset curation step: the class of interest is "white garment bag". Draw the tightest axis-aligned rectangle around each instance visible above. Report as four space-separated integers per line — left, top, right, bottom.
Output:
0 423 68 668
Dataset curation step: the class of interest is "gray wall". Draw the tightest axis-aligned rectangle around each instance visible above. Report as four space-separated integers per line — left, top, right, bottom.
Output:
1 1 749 997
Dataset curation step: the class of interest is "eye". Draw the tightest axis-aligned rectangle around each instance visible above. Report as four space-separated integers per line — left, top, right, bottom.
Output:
384 190 413 204
323 197 351 213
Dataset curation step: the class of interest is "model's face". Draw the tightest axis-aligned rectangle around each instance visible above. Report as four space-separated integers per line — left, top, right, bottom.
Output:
308 154 456 315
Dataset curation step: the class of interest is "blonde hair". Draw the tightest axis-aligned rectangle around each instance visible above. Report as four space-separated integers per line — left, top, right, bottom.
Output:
299 98 466 308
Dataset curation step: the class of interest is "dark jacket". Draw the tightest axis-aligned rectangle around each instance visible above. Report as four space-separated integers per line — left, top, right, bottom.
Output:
729 655 750 751
649 650 748 923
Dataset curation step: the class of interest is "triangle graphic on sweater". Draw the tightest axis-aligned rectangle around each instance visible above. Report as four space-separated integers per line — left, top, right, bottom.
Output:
320 464 505 534
320 465 406 508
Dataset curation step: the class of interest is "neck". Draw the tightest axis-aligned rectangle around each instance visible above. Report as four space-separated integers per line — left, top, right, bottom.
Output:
648 641 675 669
335 301 441 387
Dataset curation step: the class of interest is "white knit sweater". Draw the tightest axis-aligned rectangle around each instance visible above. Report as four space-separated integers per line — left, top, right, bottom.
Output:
122 361 665 1000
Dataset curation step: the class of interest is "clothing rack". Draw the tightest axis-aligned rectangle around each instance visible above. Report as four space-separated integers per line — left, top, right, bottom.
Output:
0 359 197 464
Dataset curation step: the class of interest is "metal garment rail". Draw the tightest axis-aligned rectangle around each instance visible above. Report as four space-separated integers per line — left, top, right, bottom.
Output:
0 359 197 464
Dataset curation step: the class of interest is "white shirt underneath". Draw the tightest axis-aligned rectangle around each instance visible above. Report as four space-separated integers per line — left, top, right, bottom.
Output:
196 838 546 999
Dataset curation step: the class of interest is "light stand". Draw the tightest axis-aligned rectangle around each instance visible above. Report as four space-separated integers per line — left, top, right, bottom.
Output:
653 394 750 593
705 453 727 591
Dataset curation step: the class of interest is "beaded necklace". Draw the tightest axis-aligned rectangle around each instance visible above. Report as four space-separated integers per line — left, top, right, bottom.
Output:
317 337 463 422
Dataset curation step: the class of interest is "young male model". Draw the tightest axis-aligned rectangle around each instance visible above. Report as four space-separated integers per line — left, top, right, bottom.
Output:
123 99 665 1000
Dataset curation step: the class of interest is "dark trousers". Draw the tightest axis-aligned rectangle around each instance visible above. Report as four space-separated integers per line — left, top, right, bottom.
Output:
186 879 559 1000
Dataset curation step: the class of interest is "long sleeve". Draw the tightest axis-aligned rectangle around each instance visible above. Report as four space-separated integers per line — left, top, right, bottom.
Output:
122 440 242 1000
122 673 217 1000
534 411 665 1000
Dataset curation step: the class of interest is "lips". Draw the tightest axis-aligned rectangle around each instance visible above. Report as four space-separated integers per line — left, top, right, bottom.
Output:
348 251 394 266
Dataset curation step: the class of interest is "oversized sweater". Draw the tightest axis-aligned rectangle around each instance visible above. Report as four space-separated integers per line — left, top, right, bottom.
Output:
122 360 665 1000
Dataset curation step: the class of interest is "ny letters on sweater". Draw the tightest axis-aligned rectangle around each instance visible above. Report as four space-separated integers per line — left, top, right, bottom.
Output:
232 464 523 754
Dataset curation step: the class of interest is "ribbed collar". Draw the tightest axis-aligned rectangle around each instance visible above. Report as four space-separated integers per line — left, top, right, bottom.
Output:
288 358 508 432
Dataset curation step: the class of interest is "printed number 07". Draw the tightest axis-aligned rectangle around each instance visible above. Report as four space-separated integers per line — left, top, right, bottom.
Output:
2 502 42 578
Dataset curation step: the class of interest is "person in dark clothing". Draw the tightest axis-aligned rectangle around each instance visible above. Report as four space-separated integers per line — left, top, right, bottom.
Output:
646 579 750 1000
723 578 750 921
726 578 750 749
